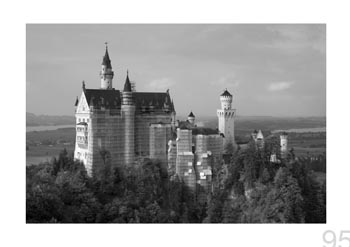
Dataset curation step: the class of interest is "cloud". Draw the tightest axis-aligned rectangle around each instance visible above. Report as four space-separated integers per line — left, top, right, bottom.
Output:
267 81 294 92
211 74 239 89
147 78 175 91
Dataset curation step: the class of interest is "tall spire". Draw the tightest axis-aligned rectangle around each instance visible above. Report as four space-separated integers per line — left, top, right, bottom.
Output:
100 43 114 89
102 42 112 69
123 70 132 92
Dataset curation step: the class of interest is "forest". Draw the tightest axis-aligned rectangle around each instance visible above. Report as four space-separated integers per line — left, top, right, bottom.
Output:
26 141 326 223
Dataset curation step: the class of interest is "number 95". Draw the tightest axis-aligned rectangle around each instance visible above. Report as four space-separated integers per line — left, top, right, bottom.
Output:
323 230 350 247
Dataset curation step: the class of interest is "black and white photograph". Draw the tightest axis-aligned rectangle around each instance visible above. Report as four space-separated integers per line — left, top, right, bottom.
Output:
26 24 326 223
3 0 350 246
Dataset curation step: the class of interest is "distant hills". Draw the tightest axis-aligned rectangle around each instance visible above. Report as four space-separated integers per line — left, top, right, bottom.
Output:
26 112 326 131
26 112 75 126
194 115 326 133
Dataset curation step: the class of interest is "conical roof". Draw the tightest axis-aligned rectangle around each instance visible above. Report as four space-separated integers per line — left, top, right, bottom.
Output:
102 46 112 69
221 89 232 97
188 111 195 118
123 71 132 92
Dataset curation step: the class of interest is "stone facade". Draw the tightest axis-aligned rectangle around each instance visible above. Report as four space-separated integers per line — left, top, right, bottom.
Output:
74 47 176 176
172 118 224 192
217 89 236 150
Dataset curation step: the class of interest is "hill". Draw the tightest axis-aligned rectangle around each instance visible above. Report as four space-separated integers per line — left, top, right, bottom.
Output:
26 112 75 126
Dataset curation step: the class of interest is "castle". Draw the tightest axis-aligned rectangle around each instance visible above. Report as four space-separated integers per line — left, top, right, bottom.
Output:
74 45 288 191
74 45 175 176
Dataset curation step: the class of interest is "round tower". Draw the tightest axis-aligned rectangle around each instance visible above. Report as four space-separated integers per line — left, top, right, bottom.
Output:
217 89 236 152
220 89 233 110
100 43 114 89
121 71 135 166
280 132 288 158
187 111 195 124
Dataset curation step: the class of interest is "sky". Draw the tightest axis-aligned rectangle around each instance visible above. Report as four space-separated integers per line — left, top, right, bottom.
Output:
26 24 326 117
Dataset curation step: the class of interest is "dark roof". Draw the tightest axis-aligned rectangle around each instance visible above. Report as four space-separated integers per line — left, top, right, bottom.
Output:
123 73 132 92
192 127 219 135
188 111 195 118
253 129 258 134
178 123 219 135
221 89 232 97
74 96 79 106
102 48 112 69
134 92 174 111
178 120 194 129
82 89 175 112
84 89 121 109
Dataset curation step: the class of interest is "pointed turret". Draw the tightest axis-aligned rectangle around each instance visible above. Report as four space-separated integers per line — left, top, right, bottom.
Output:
121 70 136 166
188 111 195 124
123 70 132 92
100 43 114 89
102 45 112 69
122 70 134 106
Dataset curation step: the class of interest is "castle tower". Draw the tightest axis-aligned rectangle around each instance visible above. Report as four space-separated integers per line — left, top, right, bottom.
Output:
217 89 236 151
187 111 195 125
256 129 265 149
121 71 135 166
100 43 114 89
280 132 288 158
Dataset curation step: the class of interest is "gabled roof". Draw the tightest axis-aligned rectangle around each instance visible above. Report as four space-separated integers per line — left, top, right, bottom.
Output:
84 89 121 109
102 48 112 69
221 89 232 97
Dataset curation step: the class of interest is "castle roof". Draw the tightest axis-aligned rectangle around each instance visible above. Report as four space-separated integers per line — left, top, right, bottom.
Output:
178 121 219 135
102 47 112 69
134 92 174 111
84 89 121 109
192 127 219 135
123 71 132 92
188 111 195 118
83 88 175 112
221 89 232 97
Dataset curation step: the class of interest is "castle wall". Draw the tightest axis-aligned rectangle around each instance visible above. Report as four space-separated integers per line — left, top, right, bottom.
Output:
193 134 222 192
217 109 235 148
176 153 196 191
167 140 177 173
176 129 192 153
134 113 172 157
280 135 288 159
149 123 171 167
207 134 224 165
74 92 91 172
122 105 135 166
88 108 124 176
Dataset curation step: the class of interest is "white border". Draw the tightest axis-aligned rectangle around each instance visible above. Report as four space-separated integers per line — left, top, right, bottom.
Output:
1 0 349 247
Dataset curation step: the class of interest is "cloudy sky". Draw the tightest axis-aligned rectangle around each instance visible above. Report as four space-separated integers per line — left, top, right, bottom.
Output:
26 24 326 117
